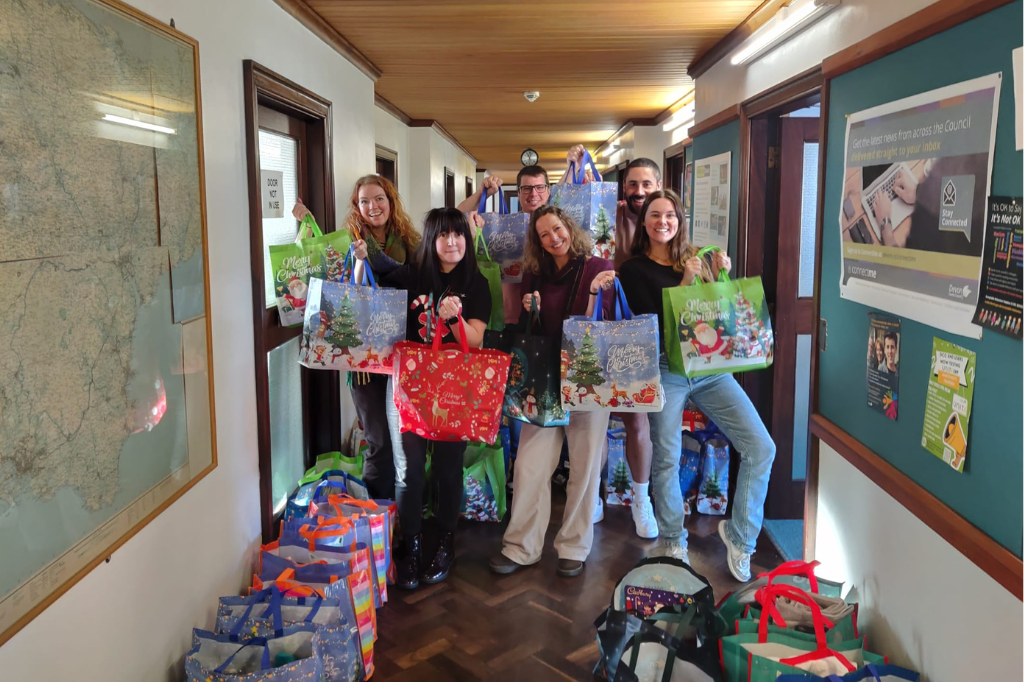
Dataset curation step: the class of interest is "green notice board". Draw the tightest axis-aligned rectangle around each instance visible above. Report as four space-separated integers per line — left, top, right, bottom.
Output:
818 2 1023 555
691 119 741 258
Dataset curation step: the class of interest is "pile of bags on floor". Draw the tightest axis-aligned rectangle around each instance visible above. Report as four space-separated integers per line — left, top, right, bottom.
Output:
594 558 920 682
680 406 733 516
184 468 395 681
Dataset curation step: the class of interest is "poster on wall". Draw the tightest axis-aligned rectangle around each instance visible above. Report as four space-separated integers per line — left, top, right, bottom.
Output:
922 337 976 473
837 73 1001 339
866 312 901 420
692 152 730 249
971 196 1022 338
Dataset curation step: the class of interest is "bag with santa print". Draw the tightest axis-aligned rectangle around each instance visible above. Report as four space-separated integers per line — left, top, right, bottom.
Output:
663 245 774 379
298 246 407 373
560 281 664 412
548 150 618 260
269 222 323 327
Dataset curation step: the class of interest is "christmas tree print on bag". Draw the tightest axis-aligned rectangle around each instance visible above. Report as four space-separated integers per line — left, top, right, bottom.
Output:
549 151 618 259
663 245 774 378
696 434 729 515
605 430 633 505
560 281 663 412
459 439 507 522
299 246 407 373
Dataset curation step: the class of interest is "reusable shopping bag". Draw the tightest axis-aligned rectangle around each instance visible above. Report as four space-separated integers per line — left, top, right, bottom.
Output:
740 579 859 644
215 587 362 682
474 224 507 331
299 246 407 372
475 191 529 283
185 625 325 681
679 431 704 515
283 470 369 522
606 429 633 506
549 150 618 260
309 494 396 605
393 313 512 443
695 431 730 516
775 664 919 681
299 451 363 486
663 246 774 378
269 214 353 327
502 297 569 427
716 560 844 627
560 281 664 412
460 438 507 522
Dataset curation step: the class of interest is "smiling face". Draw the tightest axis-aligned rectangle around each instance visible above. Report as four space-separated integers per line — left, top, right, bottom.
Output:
534 213 571 260
518 173 550 214
357 183 390 229
884 336 898 367
624 166 661 216
434 229 466 271
875 338 885 364
643 197 679 245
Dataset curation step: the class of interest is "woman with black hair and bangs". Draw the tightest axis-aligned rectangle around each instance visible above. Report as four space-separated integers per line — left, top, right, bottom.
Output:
353 207 491 590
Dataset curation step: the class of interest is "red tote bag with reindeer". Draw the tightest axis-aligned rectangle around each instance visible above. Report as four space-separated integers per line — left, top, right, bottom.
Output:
392 315 512 443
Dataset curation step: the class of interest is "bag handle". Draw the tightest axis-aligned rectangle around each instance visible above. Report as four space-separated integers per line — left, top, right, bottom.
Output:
431 311 470 353
342 244 376 288
758 559 821 594
477 188 509 215
213 638 272 673
229 584 288 640
568 151 604 184
755 584 855 674
296 213 324 242
591 279 633 322
691 245 729 284
326 493 379 511
474 229 493 263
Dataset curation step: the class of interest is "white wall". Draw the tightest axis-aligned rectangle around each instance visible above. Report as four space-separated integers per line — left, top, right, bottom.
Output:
815 443 1023 681
374 106 412 197
401 125 477 225
695 0 940 122
0 1 375 680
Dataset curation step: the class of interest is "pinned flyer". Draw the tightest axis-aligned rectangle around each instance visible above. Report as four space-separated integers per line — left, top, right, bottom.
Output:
922 337 976 472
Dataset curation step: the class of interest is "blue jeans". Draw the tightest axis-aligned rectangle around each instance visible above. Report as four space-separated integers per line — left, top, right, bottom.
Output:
648 357 776 554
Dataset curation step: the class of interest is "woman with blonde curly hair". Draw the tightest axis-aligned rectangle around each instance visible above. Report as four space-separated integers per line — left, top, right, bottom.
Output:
489 205 616 579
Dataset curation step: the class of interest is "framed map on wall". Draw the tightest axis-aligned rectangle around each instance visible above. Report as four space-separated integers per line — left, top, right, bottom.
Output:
0 0 216 644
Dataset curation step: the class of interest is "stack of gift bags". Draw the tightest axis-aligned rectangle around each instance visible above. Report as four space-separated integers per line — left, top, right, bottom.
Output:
185 468 397 681
593 557 920 682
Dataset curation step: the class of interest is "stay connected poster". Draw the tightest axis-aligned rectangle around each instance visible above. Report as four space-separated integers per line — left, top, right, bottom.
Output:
921 337 976 473
838 74 1001 339
971 196 1022 338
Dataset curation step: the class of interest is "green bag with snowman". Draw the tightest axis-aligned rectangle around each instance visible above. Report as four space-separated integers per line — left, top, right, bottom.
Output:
663 246 774 378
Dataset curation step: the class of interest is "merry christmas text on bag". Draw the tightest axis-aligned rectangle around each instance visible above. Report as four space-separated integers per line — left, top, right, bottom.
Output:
393 314 512 443
299 247 407 372
663 246 774 378
475 191 529 283
269 214 353 327
549 151 618 260
560 281 664 412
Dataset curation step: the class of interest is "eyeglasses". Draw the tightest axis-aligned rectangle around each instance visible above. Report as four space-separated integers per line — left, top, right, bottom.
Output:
519 184 549 195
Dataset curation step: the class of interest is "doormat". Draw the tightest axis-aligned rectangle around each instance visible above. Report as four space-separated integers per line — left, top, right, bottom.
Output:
763 519 803 562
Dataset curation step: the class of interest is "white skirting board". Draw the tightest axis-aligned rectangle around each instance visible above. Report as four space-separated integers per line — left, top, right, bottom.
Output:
814 442 1023 681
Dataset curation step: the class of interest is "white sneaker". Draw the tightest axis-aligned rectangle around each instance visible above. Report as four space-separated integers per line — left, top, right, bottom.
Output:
647 539 689 564
630 492 659 539
592 498 604 524
718 520 751 582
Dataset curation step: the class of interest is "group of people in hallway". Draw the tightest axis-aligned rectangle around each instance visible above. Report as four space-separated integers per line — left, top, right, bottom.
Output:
315 147 776 591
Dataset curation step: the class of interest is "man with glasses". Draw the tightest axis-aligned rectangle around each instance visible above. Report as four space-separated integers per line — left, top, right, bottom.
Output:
564 146 663 541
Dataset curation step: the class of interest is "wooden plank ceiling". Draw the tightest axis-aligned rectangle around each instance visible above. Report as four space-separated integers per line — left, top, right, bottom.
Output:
303 0 764 172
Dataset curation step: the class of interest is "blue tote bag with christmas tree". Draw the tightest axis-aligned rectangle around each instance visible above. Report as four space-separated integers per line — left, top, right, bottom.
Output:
560 281 664 412
475 191 529 283
549 150 618 260
299 246 406 373
663 246 774 378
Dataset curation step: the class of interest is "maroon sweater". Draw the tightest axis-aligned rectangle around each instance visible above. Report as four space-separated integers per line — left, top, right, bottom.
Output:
518 256 615 337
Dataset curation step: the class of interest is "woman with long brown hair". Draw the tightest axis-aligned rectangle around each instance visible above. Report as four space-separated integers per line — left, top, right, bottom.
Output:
617 190 776 582
489 205 616 579
341 175 418 502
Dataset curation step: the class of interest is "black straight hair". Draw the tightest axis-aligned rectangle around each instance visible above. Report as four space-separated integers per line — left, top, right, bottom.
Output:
413 207 478 298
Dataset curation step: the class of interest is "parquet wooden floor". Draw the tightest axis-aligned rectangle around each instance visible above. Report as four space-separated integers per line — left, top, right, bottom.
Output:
372 490 784 681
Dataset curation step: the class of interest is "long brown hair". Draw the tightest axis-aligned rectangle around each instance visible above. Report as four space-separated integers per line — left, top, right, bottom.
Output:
631 189 713 282
343 175 419 249
524 205 592 276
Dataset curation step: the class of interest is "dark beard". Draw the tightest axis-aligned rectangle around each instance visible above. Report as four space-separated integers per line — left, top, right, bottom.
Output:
626 194 646 215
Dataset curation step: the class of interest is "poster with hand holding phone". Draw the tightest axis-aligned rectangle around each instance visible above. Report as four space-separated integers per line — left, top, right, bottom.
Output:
838 73 1001 339
922 338 976 473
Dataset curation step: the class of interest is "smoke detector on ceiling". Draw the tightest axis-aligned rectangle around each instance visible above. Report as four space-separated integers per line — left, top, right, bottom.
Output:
523 91 540 103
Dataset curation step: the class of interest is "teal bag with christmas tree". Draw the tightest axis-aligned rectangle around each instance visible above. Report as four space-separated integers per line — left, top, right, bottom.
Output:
460 439 507 522
299 246 406 373
502 296 569 428
549 151 618 260
663 245 774 378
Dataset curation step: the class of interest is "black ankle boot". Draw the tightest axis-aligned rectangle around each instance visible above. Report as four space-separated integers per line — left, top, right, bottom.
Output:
396 534 421 590
422 531 455 584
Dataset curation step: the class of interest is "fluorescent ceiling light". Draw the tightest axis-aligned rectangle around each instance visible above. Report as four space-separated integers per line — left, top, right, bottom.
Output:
662 103 696 132
731 0 840 66
102 113 176 135
600 143 620 159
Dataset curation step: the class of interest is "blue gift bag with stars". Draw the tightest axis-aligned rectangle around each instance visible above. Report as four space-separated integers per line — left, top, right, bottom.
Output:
549 151 619 260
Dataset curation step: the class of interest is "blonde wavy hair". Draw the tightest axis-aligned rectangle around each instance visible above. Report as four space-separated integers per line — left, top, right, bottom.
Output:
524 205 593 277
631 189 714 282
342 175 419 249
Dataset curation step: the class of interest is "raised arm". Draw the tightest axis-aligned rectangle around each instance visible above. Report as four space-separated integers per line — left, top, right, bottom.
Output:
456 174 504 212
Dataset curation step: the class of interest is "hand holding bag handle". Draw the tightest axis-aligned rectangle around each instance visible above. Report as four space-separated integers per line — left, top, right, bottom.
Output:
477 187 510 215
296 213 324 242
431 311 470 353
692 245 730 283
342 244 377 288
567 150 605 185
592 279 633 322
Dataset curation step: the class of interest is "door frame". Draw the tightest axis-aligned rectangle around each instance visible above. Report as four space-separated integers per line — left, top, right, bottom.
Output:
375 144 398 187
243 60 340 541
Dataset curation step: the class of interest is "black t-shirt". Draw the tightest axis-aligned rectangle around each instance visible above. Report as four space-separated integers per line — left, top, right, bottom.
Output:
618 255 686 354
382 263 491 344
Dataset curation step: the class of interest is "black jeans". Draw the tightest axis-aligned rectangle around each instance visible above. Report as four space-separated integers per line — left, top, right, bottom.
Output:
350 374 394 500
395 433 465 537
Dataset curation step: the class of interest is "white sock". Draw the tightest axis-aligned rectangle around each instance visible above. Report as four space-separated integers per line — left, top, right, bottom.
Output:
633 481 649 501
